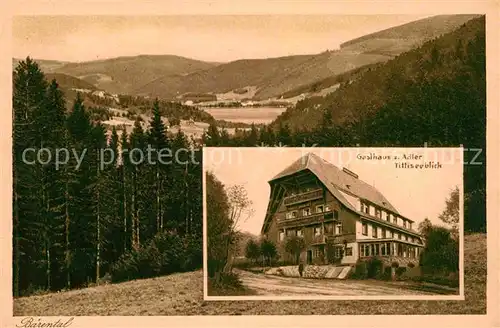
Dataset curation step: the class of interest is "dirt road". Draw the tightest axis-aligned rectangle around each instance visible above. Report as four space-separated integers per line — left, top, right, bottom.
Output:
236 269 450 296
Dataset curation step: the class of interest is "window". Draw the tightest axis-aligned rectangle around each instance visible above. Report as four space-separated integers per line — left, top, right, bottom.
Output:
279 231 284 241
316 205 324 213
303 208 311 216
297 229 303 237
362 223 368 235
384 212 390 221
372 226 378 238
314 248 323 258
381 243 387 256
345 247 353 256
382 228 387 238
314 226 322 236
403 220 407 228
334 246 343 258
335 223 342 235
398 233 402 240
393 215 398 224
325 223 334 234
325 205 331 212
334 209 339 219
371 244 380 256
397 244 403 256
360 244 370 257
386 242 392 255
375 208 381 218
286 229 295 237
362 203 369 214
286 211 297 219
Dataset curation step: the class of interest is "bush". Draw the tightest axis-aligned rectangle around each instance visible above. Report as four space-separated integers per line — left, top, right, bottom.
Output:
379 266 392 280
366 257 383 278
110 232 202 283
396 267 407 277
351 261 368 279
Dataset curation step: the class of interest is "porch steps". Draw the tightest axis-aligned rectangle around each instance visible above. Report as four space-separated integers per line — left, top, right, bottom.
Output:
337 266 352 279
325 266 344 278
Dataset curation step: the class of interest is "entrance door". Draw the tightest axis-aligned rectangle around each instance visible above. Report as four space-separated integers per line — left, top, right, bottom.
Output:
307 250 312 264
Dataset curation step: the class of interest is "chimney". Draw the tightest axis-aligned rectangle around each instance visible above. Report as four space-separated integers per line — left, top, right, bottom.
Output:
342 167 359 179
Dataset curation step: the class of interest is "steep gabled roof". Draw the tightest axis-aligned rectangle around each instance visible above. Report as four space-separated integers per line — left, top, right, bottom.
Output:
262 152 410 234
271 152 399 214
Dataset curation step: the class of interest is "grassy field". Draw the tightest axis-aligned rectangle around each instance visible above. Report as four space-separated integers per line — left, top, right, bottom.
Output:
13 233 485 316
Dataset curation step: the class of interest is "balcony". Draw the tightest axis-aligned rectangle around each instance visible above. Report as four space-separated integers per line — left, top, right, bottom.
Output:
278 211 336 229
283 189 323 206
311 234 326 245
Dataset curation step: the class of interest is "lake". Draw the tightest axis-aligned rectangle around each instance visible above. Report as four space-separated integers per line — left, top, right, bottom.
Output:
202 107 287 124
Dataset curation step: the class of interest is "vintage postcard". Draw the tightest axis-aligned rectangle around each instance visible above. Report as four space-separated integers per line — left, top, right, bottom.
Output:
2 1 499 328
203 147 464 300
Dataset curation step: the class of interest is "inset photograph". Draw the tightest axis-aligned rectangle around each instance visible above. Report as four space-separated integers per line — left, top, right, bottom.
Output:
203 147 463 300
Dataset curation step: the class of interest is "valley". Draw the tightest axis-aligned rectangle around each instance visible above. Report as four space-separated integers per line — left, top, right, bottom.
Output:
12 15 480 134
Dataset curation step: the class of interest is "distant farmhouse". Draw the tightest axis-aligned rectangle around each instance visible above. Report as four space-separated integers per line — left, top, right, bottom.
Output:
261 153 424 267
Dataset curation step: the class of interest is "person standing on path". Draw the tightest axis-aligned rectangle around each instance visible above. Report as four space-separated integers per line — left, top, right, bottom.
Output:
298 262 304 277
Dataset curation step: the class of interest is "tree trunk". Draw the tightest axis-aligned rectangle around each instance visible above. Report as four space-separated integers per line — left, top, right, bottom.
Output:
65 180 71 289
131 169 137 249
122 167 128 252
156 168 160 233
13 189 20 297
46 243 51 290
96 188 100 282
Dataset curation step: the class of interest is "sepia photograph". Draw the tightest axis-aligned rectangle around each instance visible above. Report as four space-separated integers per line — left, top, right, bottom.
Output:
3 3 495 325
203 147 464 300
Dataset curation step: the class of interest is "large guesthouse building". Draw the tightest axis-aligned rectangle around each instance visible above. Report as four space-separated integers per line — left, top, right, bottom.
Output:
261 153 424 266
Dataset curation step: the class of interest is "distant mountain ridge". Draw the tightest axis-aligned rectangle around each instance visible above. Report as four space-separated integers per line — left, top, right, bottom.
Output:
271 15 485 131
14 14 479 102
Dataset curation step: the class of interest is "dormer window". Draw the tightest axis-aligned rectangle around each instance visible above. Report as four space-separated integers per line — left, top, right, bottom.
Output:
303 208 311 216
316 205 324 213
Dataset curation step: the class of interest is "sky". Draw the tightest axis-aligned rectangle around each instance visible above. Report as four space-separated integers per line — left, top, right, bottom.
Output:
204 147 463 235
12 15 431 62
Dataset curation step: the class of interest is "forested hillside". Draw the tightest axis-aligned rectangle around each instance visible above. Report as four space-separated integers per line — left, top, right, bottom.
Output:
13 58 203 296
205 16 486 232
273 16 485 130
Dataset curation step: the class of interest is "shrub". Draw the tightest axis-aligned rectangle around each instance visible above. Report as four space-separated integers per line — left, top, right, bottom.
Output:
110 232 201 283
420 227 459 274
260 239 278 266
396 267 407 277
366 257 384 278
379 266 392 280
351 261 368 279
285 236 305 264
